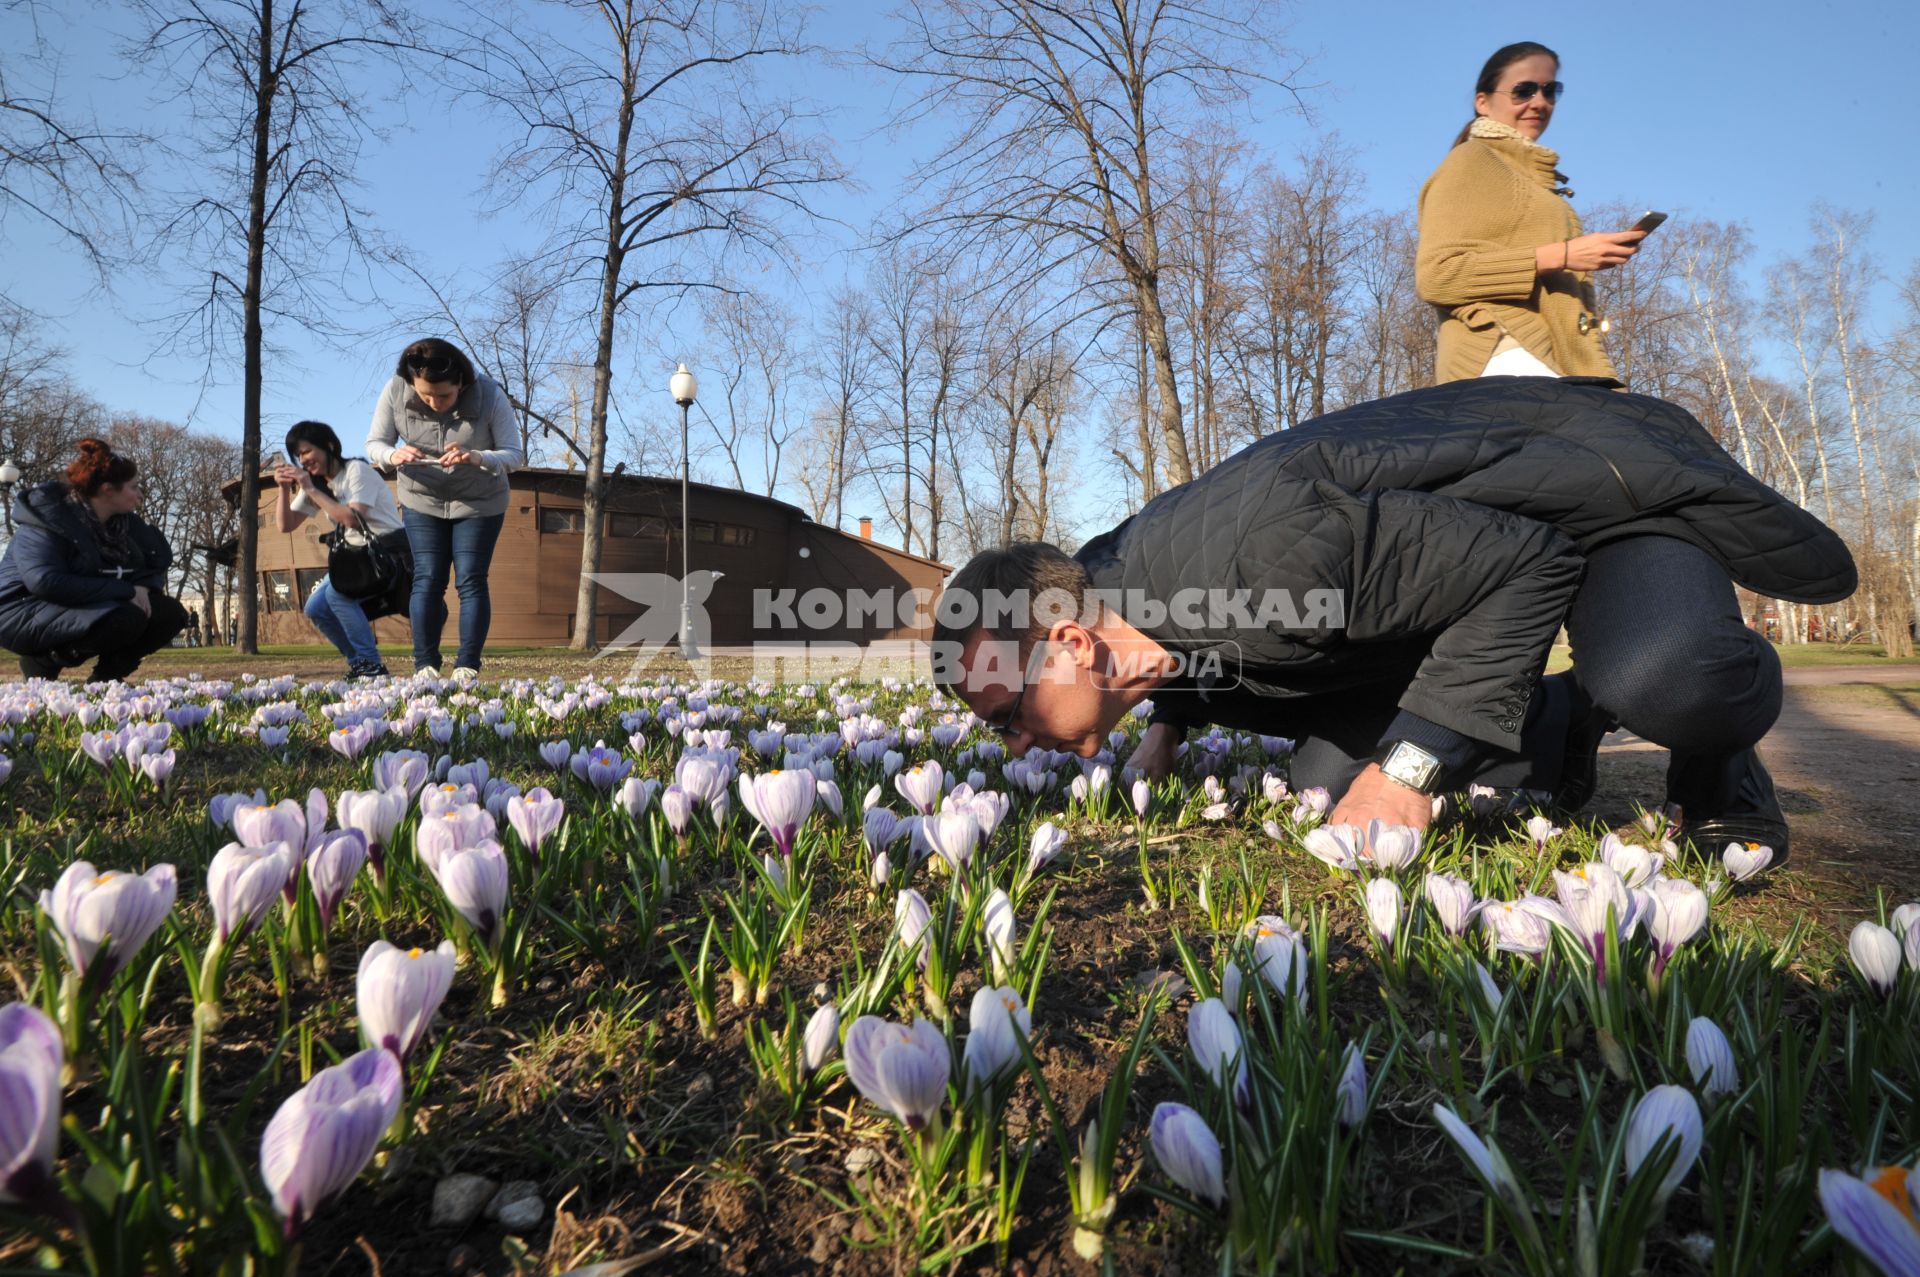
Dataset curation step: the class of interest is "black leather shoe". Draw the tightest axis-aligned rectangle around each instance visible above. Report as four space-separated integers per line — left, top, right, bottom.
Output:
1678 752 1789 867
1551 679 1617 813
18 652 63 680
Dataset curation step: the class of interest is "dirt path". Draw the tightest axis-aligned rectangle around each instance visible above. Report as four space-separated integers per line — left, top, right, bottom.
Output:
1593 665 1920 903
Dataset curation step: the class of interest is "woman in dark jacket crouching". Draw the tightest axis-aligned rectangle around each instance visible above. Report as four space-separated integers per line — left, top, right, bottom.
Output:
0 438 188 682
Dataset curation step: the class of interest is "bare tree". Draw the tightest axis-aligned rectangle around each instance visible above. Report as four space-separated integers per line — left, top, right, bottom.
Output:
0 0 139 285
800 287 876 527
877 0 1294 488
128 0 417 653
700 285 799 496
471 0 845 650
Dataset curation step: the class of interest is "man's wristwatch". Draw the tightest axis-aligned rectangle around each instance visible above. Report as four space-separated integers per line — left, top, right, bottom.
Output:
1373 740 1446 796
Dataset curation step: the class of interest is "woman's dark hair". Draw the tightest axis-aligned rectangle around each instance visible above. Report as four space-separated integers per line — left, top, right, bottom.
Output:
285 420 347 497
66 438 138 499
395 337 476 389
1451 41 1559 147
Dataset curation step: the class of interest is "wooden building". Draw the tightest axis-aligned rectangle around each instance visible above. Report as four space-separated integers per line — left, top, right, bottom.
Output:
233 468 951 647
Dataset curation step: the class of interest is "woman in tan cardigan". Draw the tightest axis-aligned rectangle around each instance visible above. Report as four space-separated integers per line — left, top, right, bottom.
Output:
1417 42 1646 383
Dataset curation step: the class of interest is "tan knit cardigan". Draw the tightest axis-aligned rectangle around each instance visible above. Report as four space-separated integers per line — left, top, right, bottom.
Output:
1416 118 1619 383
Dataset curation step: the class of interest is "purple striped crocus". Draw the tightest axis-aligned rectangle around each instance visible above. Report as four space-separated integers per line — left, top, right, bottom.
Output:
1150 1102 1225 1207
307 830 368 930
357 940 456 1063
370 749 430 798
0 1003 63 1209
432 840 510 951
415 803 496 875
617 776 661 821
842 1015 950 1131
1818 1166 1920 1277
570 741 632 792
506 788 565 860
208 842 295 945
39 861 177 985
259 1047 402 1237
232 799 305 852
539 739 573 772
336 787 408 885
893 761 944 816
740 770 816 858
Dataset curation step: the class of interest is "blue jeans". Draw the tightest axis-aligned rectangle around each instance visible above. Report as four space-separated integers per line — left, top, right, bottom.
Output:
403 508 506 671
305 578 382 669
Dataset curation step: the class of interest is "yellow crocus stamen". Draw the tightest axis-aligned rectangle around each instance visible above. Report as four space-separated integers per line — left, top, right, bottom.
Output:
1869 1166 1918 1226
93 872 118 884
407 947 424 959
1745 841 1765 851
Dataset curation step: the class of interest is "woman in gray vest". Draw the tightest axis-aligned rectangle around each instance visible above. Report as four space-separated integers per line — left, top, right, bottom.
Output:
366 338 524 680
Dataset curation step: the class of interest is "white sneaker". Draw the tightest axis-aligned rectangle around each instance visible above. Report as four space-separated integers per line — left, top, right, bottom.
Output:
416 666 441 679
451 666 480 684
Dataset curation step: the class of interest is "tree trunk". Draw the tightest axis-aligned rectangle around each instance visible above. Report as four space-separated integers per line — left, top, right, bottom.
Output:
1135 281 1192 486
236 0 274 656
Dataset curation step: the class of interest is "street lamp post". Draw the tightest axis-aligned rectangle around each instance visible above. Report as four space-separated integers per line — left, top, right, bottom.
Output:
669 364 699 660
0 459 20 538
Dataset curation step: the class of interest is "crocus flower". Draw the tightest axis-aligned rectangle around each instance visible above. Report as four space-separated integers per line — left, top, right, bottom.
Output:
862 807 902 859
1336 1042 1368 1127
1365 878 1404 951
1722 841 1774 881
1646 878 1709 973
539 739 573 772
138 748 176 788
617 776 662 821
433 841 510 951
260 1046 402 1237
1525 815 1561 848
661 784 694 838
0 1003 63 1207
1553 863 1636 978
740 769 816 858
890 762 943 817
1624 1084 1703 1201
1301 823 1363 872
1431 1102 1528 1208
924 809 980 873
894 889 932 967
39 861 177 983
415 803 496 874
370 749 430 798
335 787 408 883
1685 1017 1738 1098
0 756 11 787
307 830 367 930
1598 833 1662 888
1891 902 1920 940
570 741 632 792
1150 1102 1225 1207
356 939 455 1063
1817 1166 1920 1277
1291 786 1331 823
962 984 1031 1095
505 788 565 859
803 1003 840 1071
1025 821 1068 878
1481 899 1554 957
327 721 377 761
233 799 305 851
209 789 269 830
1365 821 1421 872
1423 873 1479 936
982 888 1017 983
208 842 295 944
1187 998 1247 1103
1246 916 1307 1008
1130 777 1151 820
842 1015 951 1130
1850 921 1903 996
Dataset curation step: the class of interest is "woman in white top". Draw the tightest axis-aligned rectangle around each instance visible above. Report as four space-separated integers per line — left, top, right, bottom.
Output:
273 420 407 678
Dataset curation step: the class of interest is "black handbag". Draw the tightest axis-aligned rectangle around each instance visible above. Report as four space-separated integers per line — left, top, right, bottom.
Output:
325 512 413 605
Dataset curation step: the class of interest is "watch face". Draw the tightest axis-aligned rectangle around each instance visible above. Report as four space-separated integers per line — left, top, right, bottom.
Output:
1383 743 1442 793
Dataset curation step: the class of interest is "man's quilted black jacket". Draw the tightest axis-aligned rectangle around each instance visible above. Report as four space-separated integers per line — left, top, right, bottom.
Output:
1074 377 1857 752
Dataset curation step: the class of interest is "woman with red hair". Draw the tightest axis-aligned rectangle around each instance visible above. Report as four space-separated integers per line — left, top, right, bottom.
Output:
0 438 188 681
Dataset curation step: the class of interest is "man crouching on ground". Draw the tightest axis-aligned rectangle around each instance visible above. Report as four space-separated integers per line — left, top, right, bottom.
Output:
930 377 1857 864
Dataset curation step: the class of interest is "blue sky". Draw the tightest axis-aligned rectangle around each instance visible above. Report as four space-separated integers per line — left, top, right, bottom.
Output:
4 0 1916 501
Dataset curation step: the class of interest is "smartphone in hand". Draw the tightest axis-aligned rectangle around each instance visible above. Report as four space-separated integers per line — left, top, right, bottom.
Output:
1628 210 1668 236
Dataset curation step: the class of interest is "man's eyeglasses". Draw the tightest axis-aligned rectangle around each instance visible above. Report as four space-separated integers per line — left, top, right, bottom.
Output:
978 685 1027 739
1494 80 1562 104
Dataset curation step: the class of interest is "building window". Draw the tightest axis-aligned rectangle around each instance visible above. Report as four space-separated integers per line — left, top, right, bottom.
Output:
691 519 715 543
295 567 328 600
718 524 756 547
609 512 668 538
539 507 585 534
262 570 293 613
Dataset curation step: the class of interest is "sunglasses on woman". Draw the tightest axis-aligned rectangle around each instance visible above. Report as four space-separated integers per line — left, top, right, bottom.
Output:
1495 80 1563 104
